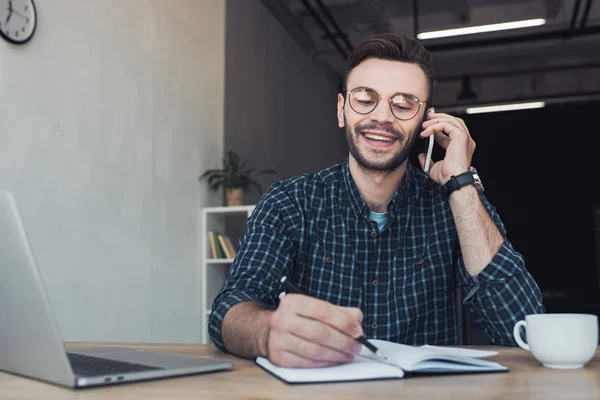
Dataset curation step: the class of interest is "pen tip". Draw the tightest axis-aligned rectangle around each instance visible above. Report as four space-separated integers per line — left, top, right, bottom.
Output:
376 351 388 361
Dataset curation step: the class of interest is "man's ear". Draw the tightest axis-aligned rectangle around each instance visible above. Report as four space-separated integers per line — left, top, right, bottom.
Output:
337 93 345 128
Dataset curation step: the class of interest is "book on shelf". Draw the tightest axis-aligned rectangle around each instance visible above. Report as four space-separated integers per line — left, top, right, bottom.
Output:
222 235 237 259
208 231 237 260
208 231 218 259
208 231 225 259
217 234 235 259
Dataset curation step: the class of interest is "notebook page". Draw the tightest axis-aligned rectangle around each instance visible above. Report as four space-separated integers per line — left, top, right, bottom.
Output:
364 340 505 372
420 345 498 358
256 355 404 383
362 340 432 369
409 360 507 373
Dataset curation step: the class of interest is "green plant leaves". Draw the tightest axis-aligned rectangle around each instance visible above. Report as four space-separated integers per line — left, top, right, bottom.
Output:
199 150 277 194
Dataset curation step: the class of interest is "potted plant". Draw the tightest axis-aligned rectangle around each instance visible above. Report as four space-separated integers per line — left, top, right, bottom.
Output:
199 150 277 206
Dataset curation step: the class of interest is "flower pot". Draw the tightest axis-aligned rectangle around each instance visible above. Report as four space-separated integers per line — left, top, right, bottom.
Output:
226 188 245 206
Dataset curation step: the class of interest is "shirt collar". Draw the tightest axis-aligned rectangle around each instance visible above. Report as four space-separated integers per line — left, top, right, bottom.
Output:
341 158 414 220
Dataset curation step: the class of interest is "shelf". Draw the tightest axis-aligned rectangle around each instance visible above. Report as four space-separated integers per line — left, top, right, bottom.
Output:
203 205 255 214
201 205 254 344
206 258 234 264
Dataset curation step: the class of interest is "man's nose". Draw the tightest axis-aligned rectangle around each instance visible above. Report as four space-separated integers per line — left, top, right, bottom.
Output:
370 99 395 123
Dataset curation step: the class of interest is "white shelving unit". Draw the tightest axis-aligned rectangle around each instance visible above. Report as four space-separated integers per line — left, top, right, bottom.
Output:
200 205 255 344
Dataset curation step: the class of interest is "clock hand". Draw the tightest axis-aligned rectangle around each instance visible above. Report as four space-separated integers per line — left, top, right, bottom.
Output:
5 9 12 26
5 1 13 25
11 9 27 19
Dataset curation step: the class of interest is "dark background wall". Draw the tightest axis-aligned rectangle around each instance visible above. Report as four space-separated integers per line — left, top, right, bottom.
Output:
414 101 600 318
225 0 348 206
222 0 349 253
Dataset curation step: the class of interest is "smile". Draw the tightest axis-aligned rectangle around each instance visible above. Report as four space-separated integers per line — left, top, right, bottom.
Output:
363 133 396 142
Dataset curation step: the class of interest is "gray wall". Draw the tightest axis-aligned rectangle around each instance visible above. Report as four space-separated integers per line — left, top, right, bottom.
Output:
0 0 226 343
224 0 348 205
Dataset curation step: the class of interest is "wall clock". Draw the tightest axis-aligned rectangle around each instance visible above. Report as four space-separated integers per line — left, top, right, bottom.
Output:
0 0 37 45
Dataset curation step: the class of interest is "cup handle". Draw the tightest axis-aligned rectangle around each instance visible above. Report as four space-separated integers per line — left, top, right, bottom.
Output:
513 320 530 351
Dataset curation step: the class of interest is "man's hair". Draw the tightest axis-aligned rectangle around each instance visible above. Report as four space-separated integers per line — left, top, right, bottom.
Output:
344 33 435 103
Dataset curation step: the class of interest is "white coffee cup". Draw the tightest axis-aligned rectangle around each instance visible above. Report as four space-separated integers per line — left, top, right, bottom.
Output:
513 313 598 369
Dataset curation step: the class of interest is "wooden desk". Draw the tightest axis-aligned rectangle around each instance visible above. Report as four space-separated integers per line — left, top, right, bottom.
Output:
1 343 599 399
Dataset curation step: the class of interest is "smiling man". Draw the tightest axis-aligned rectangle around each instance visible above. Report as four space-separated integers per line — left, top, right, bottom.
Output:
208 33 544 368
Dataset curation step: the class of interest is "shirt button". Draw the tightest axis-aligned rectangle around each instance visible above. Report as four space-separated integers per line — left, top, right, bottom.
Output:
371 231 377 238
325 256 332 264
418 258 425 264
371 322 378 330
372 279 379 287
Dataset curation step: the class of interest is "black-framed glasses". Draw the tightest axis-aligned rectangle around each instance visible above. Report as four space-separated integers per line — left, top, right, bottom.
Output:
346 87 426 121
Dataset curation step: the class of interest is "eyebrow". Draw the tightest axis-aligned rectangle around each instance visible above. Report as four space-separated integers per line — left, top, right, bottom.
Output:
350 86 423 101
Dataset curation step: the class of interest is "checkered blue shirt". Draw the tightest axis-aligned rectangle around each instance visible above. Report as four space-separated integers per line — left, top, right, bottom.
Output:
209 159 544 351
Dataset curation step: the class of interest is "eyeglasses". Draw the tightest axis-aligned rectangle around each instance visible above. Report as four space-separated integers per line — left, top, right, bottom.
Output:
346 87 426 121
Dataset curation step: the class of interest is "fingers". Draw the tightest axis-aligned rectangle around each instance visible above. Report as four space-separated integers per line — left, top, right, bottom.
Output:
422 112 469 137
433 131 451 149
267 295 365 368
340 306 364 325
423 117 476 156
268 325 359 367
268 349 342 368
418 152 438 173
284 294 363 338
271 307 362 356
422 117 463 132
428 112 467 130
421 121 458 140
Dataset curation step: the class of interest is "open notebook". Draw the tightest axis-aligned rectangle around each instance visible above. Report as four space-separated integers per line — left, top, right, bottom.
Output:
256 339 508 384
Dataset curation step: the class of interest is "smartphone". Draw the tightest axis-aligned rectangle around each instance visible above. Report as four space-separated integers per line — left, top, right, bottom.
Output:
424 134 434 174
423 108 435 174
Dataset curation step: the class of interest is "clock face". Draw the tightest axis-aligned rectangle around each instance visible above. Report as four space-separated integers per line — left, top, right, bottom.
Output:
0 0 37 44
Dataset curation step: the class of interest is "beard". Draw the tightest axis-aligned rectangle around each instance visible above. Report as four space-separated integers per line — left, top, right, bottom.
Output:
344 115 422 173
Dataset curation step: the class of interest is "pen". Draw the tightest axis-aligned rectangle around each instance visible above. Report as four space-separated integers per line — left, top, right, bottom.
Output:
276 274 388 361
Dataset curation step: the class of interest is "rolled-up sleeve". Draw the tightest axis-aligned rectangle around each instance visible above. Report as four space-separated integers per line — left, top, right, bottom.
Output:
454 194 545 346
208 183 298 351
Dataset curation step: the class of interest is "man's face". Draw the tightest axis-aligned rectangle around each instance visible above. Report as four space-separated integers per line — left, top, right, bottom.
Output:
337 58 430 173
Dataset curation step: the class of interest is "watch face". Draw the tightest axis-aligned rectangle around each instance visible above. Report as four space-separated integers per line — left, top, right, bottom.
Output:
0 0 37 44
469 167 485 193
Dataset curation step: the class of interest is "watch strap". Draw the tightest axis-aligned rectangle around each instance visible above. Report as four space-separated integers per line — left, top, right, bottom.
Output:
444 171 475 198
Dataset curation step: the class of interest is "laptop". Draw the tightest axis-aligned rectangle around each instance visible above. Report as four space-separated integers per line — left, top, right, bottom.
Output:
0 190 233 388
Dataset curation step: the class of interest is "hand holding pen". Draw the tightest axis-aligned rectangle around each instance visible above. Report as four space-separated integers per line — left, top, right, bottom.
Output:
265 271 387 368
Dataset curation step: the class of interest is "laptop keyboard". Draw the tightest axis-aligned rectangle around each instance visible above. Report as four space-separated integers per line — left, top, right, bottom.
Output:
67 352 163 377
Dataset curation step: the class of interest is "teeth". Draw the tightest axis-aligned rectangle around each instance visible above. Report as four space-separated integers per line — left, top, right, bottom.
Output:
364 133 394 142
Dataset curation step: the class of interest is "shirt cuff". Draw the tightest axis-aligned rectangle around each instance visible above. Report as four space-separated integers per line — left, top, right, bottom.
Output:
208 292 273 351
460 240 526 303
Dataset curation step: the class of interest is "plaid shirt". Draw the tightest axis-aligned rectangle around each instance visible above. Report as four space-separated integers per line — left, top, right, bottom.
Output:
209 159 544 350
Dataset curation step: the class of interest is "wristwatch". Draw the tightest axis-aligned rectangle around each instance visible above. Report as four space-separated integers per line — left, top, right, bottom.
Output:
444 167 484 198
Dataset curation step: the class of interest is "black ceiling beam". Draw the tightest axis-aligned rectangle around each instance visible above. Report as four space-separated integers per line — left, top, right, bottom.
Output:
299 0 348 60
569 0 583 33
423 26 600 52
436 90 600 112
313 0 353 52
436 62 600 81
259 0 315 51
413 0 419 38
580 0 594 29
